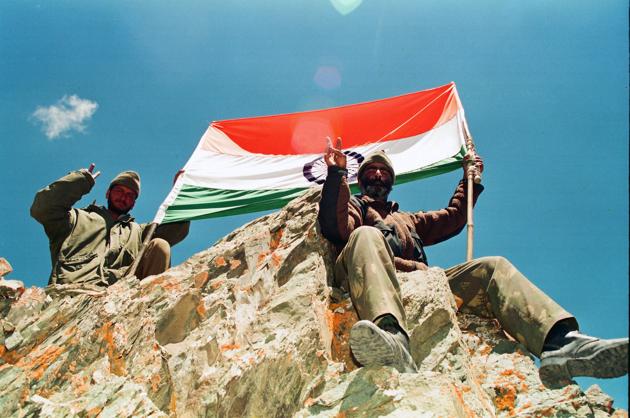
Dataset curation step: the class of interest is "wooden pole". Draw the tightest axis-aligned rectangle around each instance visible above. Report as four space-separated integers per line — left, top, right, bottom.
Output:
466 167 475 261
465 130 481 262
124 222 158 278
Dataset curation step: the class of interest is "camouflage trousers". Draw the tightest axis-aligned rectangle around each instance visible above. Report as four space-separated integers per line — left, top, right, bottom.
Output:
334 226 576 357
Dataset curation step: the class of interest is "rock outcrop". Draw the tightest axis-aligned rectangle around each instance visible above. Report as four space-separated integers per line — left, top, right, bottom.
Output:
0 190 626 417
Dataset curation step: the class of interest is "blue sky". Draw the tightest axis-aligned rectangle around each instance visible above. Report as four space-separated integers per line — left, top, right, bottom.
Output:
1 0 627 407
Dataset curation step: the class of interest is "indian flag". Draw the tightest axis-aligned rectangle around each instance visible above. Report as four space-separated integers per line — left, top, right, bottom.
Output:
155 82 472 224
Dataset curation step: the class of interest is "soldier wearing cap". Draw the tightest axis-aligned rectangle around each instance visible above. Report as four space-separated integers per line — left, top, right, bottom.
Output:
31 165 189 286
318 139 628 386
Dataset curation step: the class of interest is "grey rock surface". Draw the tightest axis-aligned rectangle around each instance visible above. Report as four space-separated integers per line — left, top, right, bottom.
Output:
0 189 626 417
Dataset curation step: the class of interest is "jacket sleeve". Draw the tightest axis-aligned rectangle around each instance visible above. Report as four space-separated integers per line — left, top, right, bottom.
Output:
150 221 190 247
30 169 95 242
412 179 484 246
318 166 363 244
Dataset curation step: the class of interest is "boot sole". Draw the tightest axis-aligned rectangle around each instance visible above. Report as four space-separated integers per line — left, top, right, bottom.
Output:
539 338 628 387
350 320 400 369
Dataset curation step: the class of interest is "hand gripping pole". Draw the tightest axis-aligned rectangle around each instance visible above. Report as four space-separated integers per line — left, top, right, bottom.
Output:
465 132 482 262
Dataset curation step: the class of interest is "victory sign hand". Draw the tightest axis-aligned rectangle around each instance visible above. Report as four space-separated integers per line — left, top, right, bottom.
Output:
87 163 101 180
324 137 347 169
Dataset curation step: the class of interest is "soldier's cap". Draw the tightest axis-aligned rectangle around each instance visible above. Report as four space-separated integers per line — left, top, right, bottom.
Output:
357 151 395 184
109 171 141 197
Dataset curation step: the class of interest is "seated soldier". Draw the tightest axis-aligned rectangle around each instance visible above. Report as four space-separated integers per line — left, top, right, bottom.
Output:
318 142 628 386
31 164 189 286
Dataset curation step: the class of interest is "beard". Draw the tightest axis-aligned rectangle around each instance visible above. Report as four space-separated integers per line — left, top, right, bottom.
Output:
107 198 133 216
361 179 392 201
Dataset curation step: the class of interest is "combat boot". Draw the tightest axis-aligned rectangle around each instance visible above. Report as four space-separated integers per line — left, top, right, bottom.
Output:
539 331 628 387
349 319 417 373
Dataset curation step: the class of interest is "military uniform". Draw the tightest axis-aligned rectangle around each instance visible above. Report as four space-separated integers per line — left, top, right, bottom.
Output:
320 164 575 357
31 169 189 286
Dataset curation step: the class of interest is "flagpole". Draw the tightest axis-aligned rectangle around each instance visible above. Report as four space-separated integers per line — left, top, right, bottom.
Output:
464 128 482 262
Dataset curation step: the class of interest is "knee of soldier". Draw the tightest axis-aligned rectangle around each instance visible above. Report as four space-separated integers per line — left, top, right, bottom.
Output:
477 256 514 276
349 225 381 240
347 226 382 247
148 238 171 257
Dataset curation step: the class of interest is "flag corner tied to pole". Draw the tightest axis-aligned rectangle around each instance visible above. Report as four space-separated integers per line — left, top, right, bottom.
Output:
155 82 473 225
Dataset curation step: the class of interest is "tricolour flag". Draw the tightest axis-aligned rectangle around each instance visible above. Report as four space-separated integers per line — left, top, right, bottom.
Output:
155 82 471 224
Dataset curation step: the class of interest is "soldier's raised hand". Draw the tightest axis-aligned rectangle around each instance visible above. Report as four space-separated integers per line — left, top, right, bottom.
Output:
324 136 347 169
87 163 101 180
463 153 483 183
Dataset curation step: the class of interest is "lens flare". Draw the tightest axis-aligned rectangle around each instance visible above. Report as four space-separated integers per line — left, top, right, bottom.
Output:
291 116 334 154
329 0 363 15
313 66 342 90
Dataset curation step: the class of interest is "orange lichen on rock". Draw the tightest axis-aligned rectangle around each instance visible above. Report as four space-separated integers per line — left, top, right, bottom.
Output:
270 252 282 268
196 300 207 318
193 272 209 289
220 343 240 351
328 300 359 371
493 385 517 415
210 279 225 290
19 386 30 405
229 259 241 270
142 275 181 293
71 374 90 397
500 369 526 380
86 406 103 417
269 228 284 252
479 344 493 356
169 391 177 415
516 401 532 413
453 295 464 310
257 251 270 267
214 256 227 267
449 383 478 418
150 373 162 392
99 322 126 376
16 345 65 380
1 344 24 365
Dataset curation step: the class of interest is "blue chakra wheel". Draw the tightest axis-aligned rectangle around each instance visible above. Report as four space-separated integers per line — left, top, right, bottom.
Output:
303 151 364 185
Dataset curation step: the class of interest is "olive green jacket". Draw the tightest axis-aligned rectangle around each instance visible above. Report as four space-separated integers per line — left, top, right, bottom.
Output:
31 170 190 286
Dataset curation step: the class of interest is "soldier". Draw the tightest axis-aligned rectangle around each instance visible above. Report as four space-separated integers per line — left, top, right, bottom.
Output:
318 139 628 385
31 164 189 286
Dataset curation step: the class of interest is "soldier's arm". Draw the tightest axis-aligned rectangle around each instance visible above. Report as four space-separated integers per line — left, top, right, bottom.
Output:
318 138 362 244
30 169 96 241
151 221 190 246
413 179 484 246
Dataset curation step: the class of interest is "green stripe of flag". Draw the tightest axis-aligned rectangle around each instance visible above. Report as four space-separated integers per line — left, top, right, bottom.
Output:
161 150 464 223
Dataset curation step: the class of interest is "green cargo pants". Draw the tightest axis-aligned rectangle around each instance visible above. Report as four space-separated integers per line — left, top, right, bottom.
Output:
334 226 576 357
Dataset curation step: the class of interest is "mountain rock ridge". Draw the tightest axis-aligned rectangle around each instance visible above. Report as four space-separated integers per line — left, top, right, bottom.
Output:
0 189 626 417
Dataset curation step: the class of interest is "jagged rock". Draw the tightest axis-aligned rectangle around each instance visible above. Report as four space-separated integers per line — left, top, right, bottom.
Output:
0 258 12 277
0 189 626 417
0 279 25 301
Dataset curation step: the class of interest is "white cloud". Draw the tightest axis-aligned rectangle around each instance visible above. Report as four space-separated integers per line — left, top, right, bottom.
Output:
31 95 99 140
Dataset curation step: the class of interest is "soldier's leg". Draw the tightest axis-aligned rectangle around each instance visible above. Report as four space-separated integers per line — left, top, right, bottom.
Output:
444 256 575 357
445 256 628 385
336 226 415 372
136 238 171 280
334 226 407 332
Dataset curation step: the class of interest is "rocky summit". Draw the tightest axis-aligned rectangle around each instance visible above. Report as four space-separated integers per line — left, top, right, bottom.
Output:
0 189 627 417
